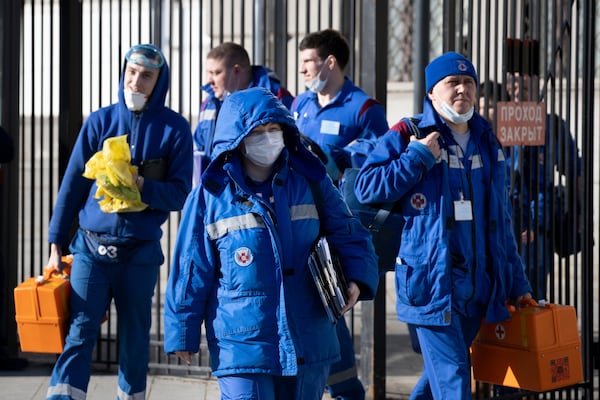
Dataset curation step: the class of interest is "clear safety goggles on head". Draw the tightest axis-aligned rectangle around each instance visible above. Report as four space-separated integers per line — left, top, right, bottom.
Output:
125 44 165 69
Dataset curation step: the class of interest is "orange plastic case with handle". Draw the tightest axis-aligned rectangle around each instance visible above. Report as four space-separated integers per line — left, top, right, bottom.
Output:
471 301 583 392
14 255 72 354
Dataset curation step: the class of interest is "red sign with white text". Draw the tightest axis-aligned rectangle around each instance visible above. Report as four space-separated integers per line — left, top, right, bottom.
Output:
496 102 547 146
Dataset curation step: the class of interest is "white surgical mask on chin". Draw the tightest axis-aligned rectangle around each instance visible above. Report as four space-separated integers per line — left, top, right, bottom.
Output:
439 101 474 124
243 130 285 167
124 90 148 111
305 60 330 93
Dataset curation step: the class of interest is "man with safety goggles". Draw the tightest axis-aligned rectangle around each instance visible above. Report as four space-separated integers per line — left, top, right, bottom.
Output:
122 44 165 112
45 43 192 400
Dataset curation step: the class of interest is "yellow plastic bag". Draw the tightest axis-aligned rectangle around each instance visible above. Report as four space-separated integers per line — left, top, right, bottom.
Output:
83 135 148 213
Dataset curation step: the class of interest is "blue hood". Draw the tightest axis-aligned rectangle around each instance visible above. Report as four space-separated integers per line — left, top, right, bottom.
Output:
118 44 170 115
202 87 326 193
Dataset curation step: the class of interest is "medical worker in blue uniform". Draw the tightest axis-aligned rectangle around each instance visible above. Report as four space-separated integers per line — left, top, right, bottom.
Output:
292 29 389 182
45 44 193 400
354 52 533 399
164 87 379 400
291 28 389 400
192 42 294 185
505 72 582 300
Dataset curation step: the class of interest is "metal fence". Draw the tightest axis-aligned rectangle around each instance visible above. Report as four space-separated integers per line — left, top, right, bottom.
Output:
455 1 597 399
5 0 389 379
1 0 598 399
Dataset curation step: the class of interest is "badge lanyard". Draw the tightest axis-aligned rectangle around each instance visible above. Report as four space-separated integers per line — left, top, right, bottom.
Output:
449 143 474 222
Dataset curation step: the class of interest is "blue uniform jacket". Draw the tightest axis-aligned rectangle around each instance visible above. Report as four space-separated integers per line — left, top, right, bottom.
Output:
192 65 294 155
291 78 388 171
164 87 378 377
48 50 193 247
355 100 531 326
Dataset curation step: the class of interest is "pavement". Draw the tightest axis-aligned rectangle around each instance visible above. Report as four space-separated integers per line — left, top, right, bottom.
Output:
1 274 423 400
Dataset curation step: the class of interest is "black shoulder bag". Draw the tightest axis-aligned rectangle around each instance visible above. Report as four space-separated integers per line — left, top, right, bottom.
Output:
339 118 421 272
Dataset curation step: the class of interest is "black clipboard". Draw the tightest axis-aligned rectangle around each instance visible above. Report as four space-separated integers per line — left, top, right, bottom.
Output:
307 236 348 324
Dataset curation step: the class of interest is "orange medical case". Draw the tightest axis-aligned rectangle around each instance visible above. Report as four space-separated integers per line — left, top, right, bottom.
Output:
471 302 583 392
14 255 72 354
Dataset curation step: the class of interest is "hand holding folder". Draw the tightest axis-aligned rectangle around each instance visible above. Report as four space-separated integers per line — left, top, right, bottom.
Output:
307 236 349 323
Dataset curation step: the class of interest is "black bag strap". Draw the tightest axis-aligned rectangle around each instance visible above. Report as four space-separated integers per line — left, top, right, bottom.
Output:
367 117 420 231
405 117 423 139
369 207 392 232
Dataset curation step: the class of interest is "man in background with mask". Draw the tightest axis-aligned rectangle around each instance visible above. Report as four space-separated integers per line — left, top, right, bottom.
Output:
292 29 388 184
505 72 582 301
291 28 389 400
45 43 192 400
192 42 294 185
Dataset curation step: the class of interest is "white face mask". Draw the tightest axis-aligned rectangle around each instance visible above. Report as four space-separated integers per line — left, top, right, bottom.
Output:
439 101 474 124
243 130 285 167
124 90 148 111
305 58 330 93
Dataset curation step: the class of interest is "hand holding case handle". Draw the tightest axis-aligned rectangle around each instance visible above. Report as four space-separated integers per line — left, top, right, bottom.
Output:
41 254 73 283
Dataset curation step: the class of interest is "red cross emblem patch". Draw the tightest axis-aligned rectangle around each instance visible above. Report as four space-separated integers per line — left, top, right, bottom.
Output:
494 323 506 340
234 247 253 267
410 193 427 210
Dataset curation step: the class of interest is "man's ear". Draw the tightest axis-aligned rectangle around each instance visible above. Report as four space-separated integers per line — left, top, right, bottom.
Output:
327 55 337 70
427 90 436 102
229 64 243 91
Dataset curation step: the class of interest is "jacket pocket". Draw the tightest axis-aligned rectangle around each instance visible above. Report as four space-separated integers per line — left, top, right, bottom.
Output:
213 291 276 339
214 222 277 292
396 261 431 306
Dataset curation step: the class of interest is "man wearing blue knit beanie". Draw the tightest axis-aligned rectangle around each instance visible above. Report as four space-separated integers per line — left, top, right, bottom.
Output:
424 51 478 92
354 52 533 399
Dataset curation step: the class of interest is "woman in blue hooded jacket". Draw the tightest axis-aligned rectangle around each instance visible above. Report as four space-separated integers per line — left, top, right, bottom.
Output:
164 87 378 400
354 52 532 399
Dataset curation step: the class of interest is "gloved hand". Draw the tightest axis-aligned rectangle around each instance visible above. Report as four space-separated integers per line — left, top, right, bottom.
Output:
83 135 148 213
95 174 147 212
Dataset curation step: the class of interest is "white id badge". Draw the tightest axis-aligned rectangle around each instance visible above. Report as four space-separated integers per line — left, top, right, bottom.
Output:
320 120 341 135
454 200 473 221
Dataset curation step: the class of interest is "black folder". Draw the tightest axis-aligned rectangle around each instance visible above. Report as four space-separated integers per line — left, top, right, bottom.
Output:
307 236 348 323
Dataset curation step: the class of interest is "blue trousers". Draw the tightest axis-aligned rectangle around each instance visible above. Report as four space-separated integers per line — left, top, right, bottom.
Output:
409 314 481 400
218 366 330 400
326 317 365 400
47 230 161 400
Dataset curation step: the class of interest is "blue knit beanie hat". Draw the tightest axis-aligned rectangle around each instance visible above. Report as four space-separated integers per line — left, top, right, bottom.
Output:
425 52 478 93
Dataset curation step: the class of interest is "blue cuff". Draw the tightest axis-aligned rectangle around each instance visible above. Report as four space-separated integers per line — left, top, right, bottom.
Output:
407 141 437 169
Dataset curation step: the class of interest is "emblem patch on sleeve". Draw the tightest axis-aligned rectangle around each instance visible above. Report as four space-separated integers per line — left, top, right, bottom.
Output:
410 193 427 210
234 247 254 266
